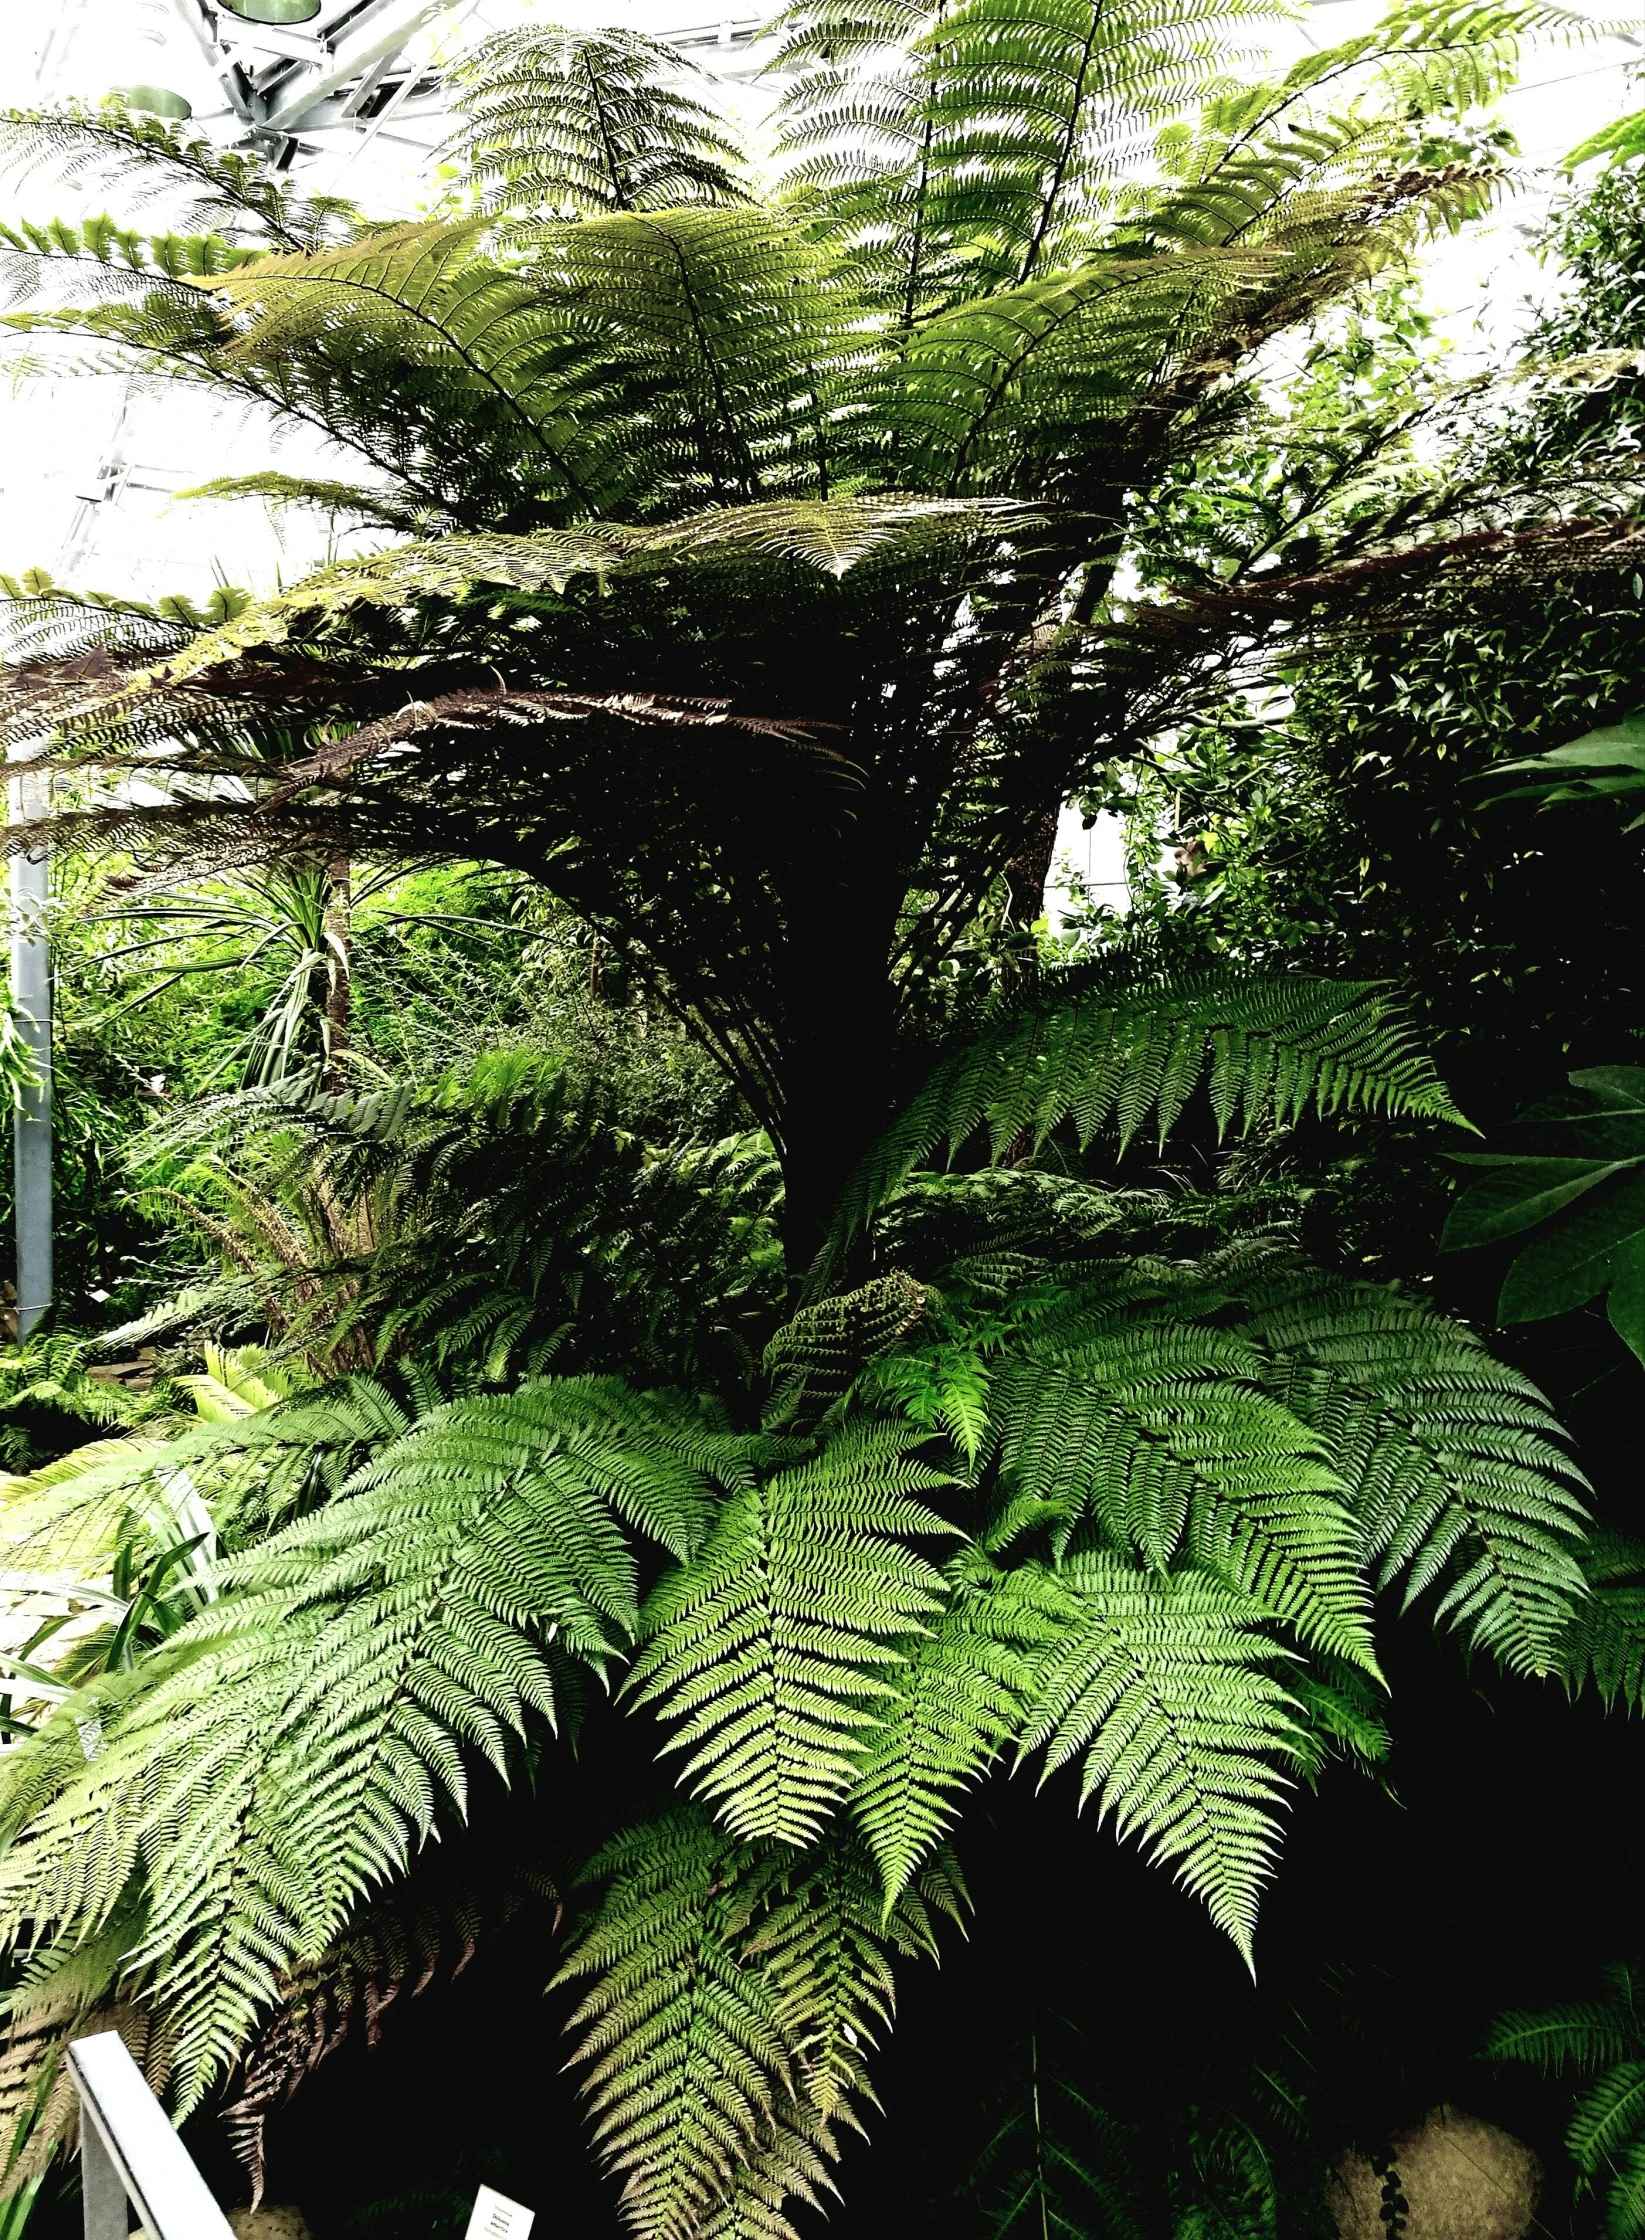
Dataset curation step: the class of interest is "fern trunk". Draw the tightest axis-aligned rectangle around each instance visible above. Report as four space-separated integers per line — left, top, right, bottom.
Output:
775 900 898 1284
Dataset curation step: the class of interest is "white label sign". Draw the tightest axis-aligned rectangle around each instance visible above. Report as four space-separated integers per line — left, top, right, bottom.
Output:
465 2186 535 2240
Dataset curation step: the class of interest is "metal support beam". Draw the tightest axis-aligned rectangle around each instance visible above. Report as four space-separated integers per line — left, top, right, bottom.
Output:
164 0 448 141
8 747 52 1341
261 0 444 131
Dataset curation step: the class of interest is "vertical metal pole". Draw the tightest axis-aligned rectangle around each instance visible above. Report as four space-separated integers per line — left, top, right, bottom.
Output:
8 748 52 1337
79 2108 129 2240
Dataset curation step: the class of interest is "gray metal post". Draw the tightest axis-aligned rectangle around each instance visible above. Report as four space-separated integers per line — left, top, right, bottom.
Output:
8 747 52 1337
79 2104 130 2240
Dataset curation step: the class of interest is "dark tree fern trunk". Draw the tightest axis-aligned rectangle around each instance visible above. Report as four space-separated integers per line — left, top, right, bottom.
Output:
773 881 899 1289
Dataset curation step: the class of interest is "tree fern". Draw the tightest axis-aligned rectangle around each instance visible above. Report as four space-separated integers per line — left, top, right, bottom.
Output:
0 12 1615 2228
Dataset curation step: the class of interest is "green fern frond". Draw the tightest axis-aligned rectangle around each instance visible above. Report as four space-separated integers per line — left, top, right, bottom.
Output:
1557 1531 1645 1712
1489 1964 1645 2076
775 0 1284 319
450 26 748 220
627 1418 955 1846
885 245 1288 491
1235 1266 1589 1673
172 472 431 533
989 1300 1373 1667
560 1808 957 2240
560 1810 794 2240
1 211 258 308
0 1376 730 2111
763 1272 933 1430
1492 1967 1645 2238
848 1545 1061 1907
1014 1551 1297 1964
828 969 1463 1261
0 102 357 254
135 497 1030 679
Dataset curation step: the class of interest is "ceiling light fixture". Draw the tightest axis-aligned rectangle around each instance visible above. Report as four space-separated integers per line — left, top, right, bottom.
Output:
217 0 324 25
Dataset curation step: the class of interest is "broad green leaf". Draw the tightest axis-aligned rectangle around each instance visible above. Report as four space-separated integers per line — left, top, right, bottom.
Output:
1443 1155 1643 1248
1608 1256 1645 1367
1498 1175 1645 1325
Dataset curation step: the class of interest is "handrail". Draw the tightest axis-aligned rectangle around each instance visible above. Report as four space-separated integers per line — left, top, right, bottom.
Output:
66 2035 237 2240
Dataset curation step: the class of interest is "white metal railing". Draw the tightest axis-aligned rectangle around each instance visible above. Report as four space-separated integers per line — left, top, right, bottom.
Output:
67 2035 237 2240
65 2034 535 2240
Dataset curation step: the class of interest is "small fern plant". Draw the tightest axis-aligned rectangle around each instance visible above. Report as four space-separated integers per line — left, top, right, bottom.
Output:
1490 1964 1645 2240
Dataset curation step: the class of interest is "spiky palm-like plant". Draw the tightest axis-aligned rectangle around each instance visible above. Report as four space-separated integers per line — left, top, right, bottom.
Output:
0 9 1619 2235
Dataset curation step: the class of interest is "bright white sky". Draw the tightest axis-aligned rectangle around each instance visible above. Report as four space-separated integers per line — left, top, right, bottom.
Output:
1 0 1641 908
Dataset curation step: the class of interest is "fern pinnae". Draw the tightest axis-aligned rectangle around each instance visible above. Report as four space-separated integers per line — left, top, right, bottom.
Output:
848 1546 1059 1909
989 1305 1378 1671
561 1808 959 2240
1234 1269 1589 1672
1013 1552 1298 1965
626 1418 956 1847
0 1375 729 2110
1557 1531 1645 1712
826 970 1463 1265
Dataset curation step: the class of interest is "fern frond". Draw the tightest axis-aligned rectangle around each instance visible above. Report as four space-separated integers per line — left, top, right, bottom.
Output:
1489 1964 1645 2075
763 1271 933 1430
560 1810 792 2240
886 242 1286 490
1 211 258 308
172 472 430 534
990 1300 1373 1667
1235 1266 1589 1673
1014 1551 1297 1964
560 1808 956 2240
450 27 748 220
1558 1531 1645 1712
130 497 1029 679
0 102 356 254
775 0 1284 319
848 1545 1060 1906
1493 1962 1645 2238
0 1376 729 2110
829 968 1462 1259
627 1418 955 1846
